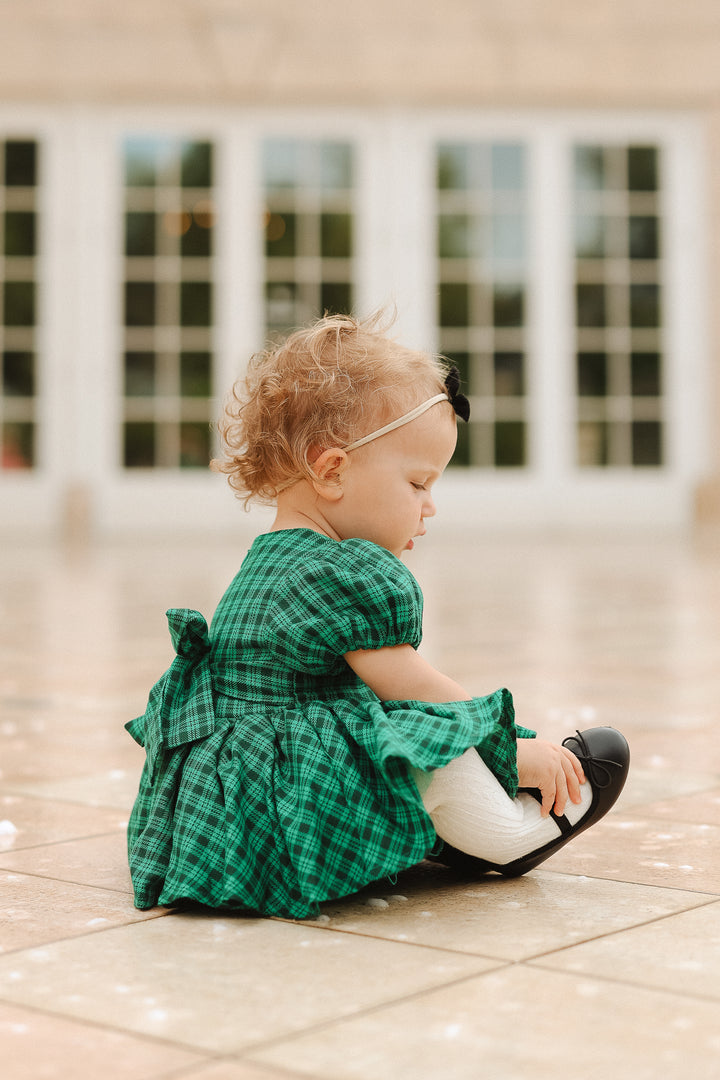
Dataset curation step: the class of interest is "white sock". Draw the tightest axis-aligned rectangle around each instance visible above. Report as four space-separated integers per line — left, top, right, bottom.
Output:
412 747 593 865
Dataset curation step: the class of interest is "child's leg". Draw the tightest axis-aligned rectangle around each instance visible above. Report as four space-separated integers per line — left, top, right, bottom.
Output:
413 747 593 864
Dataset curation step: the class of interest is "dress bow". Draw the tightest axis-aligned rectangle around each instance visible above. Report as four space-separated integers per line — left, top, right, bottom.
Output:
126 608 216 775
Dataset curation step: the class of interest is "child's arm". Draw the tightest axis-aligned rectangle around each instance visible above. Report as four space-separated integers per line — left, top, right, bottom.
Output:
344 643 470 704
344 643 585 816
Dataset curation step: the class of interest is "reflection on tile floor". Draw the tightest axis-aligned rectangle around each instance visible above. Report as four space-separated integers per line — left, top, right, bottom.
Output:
1 529 720 1078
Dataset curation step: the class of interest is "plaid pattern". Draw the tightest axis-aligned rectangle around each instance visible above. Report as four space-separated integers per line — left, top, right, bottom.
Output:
126 530 533 919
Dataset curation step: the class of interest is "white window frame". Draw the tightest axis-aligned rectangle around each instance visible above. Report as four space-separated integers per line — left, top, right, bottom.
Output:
0 107 708 535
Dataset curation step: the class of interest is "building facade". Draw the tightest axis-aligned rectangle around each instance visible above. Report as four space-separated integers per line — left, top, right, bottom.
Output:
1 2 718 536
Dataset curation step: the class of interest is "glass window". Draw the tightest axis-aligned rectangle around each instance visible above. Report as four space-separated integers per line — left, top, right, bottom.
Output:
436 141 529 467
573 144 664 467
1 140 39 469
263 139 355 336
121 138 215 468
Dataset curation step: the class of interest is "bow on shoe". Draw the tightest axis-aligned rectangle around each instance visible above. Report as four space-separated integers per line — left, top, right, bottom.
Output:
444 365 471 422
563 729 618 789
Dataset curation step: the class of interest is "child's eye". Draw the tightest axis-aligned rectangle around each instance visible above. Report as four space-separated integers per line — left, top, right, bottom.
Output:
411 482 427 491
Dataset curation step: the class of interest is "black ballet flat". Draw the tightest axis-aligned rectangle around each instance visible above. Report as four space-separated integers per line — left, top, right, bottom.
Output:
434 726 630 878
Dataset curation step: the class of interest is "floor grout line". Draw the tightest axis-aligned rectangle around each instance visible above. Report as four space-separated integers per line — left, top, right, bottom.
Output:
538 866 720 897
229 963 516 1058
0 911 176 958
0 959 513 1060
518 891 720 962
0 991 223 1058
525 956 720 1007
0 865 133 895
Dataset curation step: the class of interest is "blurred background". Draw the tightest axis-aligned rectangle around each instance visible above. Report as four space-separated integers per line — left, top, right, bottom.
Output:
0 0 718 539
2 16 720 1072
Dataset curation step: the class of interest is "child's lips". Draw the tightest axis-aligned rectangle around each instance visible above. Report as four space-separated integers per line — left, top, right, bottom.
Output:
407 527 426 550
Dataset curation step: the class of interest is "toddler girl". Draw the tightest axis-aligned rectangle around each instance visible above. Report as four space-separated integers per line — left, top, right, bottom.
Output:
126 313 628 919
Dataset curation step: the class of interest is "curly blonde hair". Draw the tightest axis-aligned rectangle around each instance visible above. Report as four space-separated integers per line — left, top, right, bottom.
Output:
212 312 449 505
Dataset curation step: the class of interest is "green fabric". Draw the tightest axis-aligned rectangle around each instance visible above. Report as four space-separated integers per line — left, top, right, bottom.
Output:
126 529 535 919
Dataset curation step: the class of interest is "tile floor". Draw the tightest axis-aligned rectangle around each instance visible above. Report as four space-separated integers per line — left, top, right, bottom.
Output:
1 524 720 1079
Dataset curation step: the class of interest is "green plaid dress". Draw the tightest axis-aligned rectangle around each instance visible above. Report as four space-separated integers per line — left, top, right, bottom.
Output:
126 529 533 919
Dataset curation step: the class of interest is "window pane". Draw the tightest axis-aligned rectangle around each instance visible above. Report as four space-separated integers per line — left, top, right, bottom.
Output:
578 421 609 467
124 138 160 187
631 352 661 397
628 146 658 192
180 282 212 326
181 215 212 257
320 142 352 189
265 211 296 257
4 212 36 257
630 283 660 327
321 282 352 315
266 281 298 330
124 352 155 396
124 422 155 467
437 144 470 190
125 212 156 257
575 214 605 258
263 140 299 190
495 422 525 467
494 352 524 396
5 141 37 186
446 351 471 391
577 352 607 397
180 352 211 397
491 144 524 190
493 284 524 327
439 214 468 259
632 421 662 465
321 213 352 258
125 282 156 326
439 283 469 326
576 283 606 327
574 146 605 190
2 422 34 467
453 418 471 466
3 351 35 396
4 282 35 326
181 142 212 187
629 216 659 260
492 215 524 260
180 422 211 468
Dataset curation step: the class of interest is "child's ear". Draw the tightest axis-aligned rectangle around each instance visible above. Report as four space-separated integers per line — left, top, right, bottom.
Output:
311 447 349 501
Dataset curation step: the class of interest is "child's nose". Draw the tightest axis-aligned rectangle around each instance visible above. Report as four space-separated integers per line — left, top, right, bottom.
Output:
423 492 437 518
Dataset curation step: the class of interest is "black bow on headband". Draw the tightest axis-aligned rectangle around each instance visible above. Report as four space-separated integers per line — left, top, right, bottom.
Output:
445 366 470 422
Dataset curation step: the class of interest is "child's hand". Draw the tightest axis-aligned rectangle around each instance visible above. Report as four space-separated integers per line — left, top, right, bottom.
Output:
516 738 585 818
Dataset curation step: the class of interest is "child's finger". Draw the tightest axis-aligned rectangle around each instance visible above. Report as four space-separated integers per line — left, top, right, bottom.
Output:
540 782 555 818
563 746 586 783
552 770 570 817
560 747 585 805
562 752 584 805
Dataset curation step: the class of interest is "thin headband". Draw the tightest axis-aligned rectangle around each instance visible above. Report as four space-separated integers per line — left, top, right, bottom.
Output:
343 366 470 453
343 394 449 452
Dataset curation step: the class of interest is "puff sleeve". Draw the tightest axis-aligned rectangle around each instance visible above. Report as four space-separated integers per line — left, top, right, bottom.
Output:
260 539 423 674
